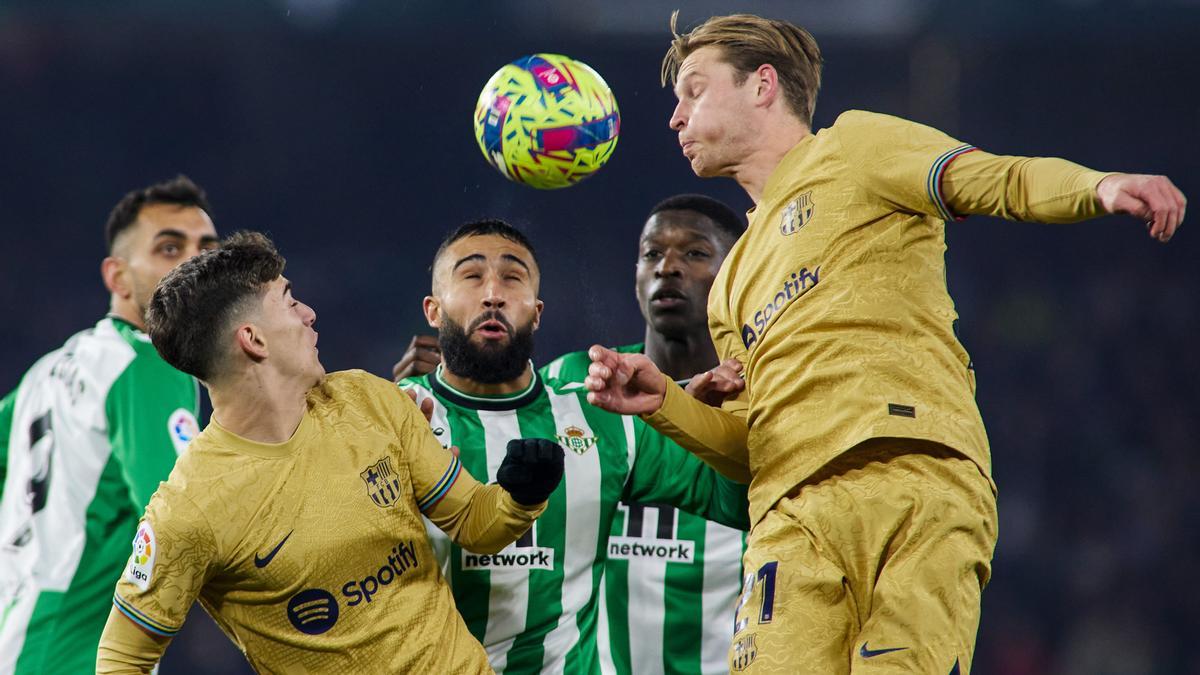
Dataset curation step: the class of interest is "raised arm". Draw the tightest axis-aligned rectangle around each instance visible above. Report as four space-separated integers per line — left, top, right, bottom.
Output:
943 152 1185 240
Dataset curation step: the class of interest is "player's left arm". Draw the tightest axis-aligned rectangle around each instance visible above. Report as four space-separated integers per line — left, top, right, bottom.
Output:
834 111 1185 240
388 381 551 554
623 418 751 532
943 153 1185 241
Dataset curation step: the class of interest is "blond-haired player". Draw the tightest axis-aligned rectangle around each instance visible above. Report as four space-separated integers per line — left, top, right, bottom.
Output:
585 12 1186 674
95 232 563 673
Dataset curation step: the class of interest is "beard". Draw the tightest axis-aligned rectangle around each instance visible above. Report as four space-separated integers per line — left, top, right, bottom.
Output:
438 311 535 385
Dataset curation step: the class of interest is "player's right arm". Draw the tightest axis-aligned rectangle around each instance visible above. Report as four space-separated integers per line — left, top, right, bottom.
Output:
585 346 751 482
98 487 218 672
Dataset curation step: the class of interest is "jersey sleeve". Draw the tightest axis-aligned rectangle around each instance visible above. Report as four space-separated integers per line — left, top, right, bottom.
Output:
642 377 752 483
381 378 546 554
0 388 15 501
832 110 977 220
834 109 1112 223
105 355 198 511
624 417 750 531
111 486 218 639
940 151 1112 223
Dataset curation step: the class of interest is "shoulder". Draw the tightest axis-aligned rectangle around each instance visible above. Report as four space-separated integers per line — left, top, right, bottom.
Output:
541 342 641 383
314 369 397 402
398 372 434 394
830 109 909 132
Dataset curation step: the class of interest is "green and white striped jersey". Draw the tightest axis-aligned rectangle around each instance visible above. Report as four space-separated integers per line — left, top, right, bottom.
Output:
402 365 748 675
0 317 199 674
543 346 747 675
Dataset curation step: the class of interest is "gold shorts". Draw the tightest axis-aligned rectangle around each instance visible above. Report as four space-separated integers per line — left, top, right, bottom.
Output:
730 439 998 674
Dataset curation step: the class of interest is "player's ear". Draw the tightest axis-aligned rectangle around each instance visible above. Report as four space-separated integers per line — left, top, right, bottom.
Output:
531 299 544 331
422 296 442 329
234 322 269 362
101 256 132 299
754 64 779 107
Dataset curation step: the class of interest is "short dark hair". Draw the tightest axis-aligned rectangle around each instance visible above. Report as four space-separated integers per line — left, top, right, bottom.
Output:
648 193 745 242
105 175 211 254
432 219 539 272
146 231 285 382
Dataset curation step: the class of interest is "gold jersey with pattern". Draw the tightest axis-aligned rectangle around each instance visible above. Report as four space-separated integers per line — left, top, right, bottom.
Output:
110 369 542 673
701 110 1110 525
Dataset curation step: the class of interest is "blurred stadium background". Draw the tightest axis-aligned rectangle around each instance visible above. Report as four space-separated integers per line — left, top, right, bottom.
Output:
1 1 1197 673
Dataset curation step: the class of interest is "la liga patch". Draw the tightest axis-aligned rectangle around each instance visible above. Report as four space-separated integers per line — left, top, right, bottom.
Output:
124 521 156 591
167 408 199 454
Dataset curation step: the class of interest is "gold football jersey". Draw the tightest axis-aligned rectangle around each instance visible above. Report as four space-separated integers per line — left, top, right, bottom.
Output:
666 110 1109 525
111 370 542 673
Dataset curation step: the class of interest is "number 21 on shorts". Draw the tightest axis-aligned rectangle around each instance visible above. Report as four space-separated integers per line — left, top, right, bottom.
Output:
734 561 778 634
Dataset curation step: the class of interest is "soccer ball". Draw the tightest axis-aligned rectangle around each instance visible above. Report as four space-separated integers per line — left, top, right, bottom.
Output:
473 54 620 190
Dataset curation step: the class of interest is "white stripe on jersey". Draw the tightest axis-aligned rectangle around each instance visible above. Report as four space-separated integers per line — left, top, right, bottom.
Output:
700 525 744 674
622 504 667 674
596 574 617 675
478 409 529 674
543 358 564 380
540 389 602 674
407 384 457 577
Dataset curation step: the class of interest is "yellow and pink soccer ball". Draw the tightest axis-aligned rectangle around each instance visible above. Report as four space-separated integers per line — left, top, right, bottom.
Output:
473 53 620 190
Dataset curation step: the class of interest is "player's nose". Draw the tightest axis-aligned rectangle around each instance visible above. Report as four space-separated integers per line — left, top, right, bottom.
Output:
669 102 687 131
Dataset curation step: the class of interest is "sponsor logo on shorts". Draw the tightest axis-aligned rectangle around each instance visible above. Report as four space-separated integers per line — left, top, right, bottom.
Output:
779 191 815 236
607 536 695 562
740 266 821 349
167 409 199 454
731 633 758 671
124 521 156 591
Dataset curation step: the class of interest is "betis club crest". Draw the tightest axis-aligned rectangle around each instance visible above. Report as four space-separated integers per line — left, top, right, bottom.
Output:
556 426 598 455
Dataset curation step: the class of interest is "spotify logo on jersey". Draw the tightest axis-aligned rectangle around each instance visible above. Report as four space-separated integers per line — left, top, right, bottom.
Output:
287 588 339 635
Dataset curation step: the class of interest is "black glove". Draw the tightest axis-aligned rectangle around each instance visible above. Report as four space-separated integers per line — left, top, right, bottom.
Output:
497 438 565 506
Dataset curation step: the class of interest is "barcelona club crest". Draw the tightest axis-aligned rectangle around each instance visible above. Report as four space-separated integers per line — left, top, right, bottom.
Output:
360 457 402 509
779 191 815 236
731 633 759 671
556 426 598 455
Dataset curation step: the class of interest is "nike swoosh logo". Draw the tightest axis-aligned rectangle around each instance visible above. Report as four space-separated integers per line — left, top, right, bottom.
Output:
860 643 907 658
254 530 293 568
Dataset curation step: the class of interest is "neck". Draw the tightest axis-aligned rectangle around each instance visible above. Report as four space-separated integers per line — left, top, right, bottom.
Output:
643 327 719 382
733 121 811 203
209 367 312 444
109 297 145 331
440 361 535 397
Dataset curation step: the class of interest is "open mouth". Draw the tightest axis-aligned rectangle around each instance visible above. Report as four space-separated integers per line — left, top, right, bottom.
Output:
474 319 510 340
650 288 688 309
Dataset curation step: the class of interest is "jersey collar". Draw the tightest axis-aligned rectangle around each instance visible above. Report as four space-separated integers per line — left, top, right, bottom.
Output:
430 362 543 411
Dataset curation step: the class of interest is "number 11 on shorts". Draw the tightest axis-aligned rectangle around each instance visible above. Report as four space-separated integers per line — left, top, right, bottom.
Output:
734 561 778 633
